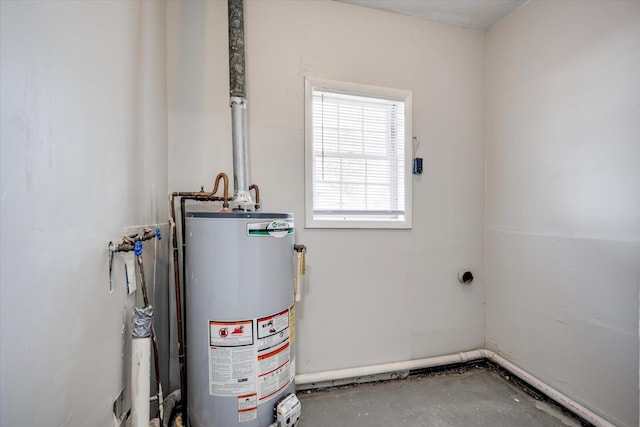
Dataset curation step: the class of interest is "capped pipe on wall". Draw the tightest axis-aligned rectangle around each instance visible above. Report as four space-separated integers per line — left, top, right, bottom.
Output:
458 270 474 284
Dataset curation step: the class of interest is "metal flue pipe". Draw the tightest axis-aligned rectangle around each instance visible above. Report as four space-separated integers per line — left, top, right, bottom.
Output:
228 0 252 205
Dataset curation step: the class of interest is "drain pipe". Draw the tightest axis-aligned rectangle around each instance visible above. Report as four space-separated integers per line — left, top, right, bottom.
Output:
228 0 253 206
131 306 153 427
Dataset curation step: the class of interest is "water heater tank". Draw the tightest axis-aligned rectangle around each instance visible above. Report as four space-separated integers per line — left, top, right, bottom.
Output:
185 211 296 427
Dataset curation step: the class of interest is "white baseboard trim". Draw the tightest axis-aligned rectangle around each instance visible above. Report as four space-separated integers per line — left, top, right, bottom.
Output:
295 348 614 427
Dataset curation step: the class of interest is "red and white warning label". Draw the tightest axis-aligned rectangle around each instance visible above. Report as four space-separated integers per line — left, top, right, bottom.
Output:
258 341 291 403
256 308 292 403
208 320 256 397
210 320 254 347
207 308 293 404
237 393 257 423
257 309 290 351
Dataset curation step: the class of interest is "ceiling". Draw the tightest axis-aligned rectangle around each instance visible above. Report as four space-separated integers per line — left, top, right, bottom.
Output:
335 0 528 30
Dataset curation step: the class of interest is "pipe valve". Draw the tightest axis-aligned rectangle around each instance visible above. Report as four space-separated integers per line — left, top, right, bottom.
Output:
293 245 306 302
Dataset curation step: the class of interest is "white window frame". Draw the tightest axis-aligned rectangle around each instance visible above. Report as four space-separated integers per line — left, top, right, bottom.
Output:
304 77 413 229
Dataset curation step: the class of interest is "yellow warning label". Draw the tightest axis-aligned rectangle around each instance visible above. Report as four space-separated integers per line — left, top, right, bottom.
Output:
289 305 295 343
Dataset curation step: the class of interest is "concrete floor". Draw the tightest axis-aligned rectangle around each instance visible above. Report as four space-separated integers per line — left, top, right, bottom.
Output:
297 366 585 427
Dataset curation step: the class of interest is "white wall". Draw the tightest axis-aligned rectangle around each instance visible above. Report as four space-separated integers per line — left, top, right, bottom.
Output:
168 0 486 374
485 1 640 426
0 1 168 425
7 1 636 425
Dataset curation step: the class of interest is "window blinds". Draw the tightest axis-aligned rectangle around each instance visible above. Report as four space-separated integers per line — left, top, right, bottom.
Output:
312 89 405 221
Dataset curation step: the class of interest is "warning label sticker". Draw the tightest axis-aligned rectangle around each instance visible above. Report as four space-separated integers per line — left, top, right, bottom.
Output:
257 309 290 351
207 309 293 403
258 341 291 404
209 320 256 396
210 320 254 347
238 393 257 423
289 305 296 343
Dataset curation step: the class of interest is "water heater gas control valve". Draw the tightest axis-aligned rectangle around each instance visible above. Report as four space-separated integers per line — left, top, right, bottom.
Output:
271 393 301 427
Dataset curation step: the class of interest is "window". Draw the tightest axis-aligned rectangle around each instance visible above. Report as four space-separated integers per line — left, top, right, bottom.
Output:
305 78 412 229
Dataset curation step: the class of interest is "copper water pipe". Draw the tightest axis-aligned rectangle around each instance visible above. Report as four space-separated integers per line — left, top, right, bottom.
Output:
249 184 260 206
169 197 186 413
169 172 231 418
212 173 230 207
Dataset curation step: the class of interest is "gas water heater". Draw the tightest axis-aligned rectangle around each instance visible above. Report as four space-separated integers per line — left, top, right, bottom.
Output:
185 212 300 427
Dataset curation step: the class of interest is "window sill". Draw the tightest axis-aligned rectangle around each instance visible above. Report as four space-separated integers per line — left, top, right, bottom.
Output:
305 217 412 230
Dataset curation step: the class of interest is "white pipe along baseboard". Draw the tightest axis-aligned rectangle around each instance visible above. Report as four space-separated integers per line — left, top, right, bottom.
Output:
295 348 614 427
